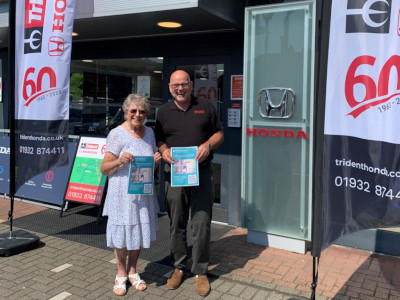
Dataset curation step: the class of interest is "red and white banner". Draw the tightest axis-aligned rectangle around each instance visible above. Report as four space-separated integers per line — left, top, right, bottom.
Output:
325 0 400 142
14 0 76 191
320 0 400 251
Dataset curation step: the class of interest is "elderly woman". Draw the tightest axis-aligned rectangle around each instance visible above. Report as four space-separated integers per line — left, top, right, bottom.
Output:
100 94 161 296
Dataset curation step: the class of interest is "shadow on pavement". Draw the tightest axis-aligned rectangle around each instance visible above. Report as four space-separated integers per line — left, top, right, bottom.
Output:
7 204 234 263
330 251 400 299
314 244 400 299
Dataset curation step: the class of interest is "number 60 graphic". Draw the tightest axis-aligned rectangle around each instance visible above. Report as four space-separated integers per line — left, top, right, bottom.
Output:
22 66 57 107
345 55 400 118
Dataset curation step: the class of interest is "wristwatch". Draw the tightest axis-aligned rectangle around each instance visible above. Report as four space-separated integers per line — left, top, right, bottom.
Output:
206 142 212 150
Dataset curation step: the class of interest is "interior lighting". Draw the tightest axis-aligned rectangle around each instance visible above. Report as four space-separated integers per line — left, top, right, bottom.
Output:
157 22 182 28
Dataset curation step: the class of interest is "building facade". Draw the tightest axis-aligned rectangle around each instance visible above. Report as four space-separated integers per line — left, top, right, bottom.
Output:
0 0 399 256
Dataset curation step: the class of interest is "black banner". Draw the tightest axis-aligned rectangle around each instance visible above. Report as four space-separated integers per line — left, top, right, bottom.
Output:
15 142 76 205
15 120 68 191
321 135 400 248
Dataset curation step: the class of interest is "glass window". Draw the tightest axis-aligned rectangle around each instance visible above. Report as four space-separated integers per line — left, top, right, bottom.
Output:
242 2 316 240
175 64 224 204
69 58 163 135
175 64 224 121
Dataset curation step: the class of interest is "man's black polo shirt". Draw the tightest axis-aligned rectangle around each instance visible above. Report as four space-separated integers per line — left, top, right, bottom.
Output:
155 96 223 163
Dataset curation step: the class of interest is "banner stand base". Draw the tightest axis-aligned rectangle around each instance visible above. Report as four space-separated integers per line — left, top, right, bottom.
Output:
0 230 40 257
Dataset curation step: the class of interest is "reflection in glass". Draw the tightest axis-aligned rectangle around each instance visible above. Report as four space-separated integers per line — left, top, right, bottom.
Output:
175 64 224 122
242 2 316 240
69 58 163 135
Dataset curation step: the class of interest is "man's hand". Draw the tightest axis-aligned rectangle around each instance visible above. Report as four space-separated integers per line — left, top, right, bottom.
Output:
195 143 210 163
153 151 162 168
161 147 174 164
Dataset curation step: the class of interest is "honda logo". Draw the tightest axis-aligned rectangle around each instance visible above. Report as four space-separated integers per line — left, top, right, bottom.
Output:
48 36 64 56
258 88 295 119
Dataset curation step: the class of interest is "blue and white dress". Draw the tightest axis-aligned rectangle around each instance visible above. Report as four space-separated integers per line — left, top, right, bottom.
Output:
102 125 159 250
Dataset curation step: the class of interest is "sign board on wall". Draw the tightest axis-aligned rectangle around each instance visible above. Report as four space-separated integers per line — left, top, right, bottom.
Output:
64 136 107 206
227 108 241 128
231 75 243 100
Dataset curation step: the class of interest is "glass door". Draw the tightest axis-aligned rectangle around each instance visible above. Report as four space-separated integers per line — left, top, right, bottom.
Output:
242 1 316 240
170 62 224 132
168 57 227 222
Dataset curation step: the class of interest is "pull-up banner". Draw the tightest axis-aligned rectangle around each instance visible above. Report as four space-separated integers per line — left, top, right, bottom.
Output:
14 0 76 192
320 0 400 251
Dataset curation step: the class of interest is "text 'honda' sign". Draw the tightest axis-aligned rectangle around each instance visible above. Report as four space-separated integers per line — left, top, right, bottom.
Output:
15 0 76 191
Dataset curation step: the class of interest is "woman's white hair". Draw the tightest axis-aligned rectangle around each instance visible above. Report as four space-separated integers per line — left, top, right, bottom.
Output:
122 94 151 120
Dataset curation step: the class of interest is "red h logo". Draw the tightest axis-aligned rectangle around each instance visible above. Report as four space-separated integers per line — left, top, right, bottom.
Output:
48 36 64 56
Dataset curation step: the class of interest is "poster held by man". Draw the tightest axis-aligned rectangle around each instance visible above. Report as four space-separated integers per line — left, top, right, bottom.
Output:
0 0 76 256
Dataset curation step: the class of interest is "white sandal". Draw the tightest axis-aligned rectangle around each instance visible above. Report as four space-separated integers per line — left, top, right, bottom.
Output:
113 275 128 296
128 273 147 291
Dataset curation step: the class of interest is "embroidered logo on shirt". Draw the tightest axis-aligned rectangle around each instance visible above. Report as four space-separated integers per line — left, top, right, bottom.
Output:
194 110 205 114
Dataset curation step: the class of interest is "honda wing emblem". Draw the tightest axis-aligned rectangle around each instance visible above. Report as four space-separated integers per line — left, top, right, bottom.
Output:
258 88 295 119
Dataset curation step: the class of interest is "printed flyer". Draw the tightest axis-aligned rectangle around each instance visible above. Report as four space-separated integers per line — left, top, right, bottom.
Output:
127 156 154 195
171 147 199 187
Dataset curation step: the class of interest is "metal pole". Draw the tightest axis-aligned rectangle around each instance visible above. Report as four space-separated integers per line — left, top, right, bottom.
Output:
8 0 16 237
310 255 319 300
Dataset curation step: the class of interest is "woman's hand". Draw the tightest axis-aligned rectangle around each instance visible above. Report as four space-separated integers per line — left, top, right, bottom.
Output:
119 152 134 166
100 151 133 176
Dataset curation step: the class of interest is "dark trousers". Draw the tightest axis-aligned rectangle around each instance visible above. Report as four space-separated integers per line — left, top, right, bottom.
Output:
164 163 214 275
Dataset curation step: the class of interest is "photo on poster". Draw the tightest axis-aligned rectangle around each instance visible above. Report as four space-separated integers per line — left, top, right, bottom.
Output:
127 156 154 195
171 147 199 187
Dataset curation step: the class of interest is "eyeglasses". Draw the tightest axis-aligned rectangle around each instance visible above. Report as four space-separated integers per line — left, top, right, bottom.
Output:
170 82 190 89
129 109 146 115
